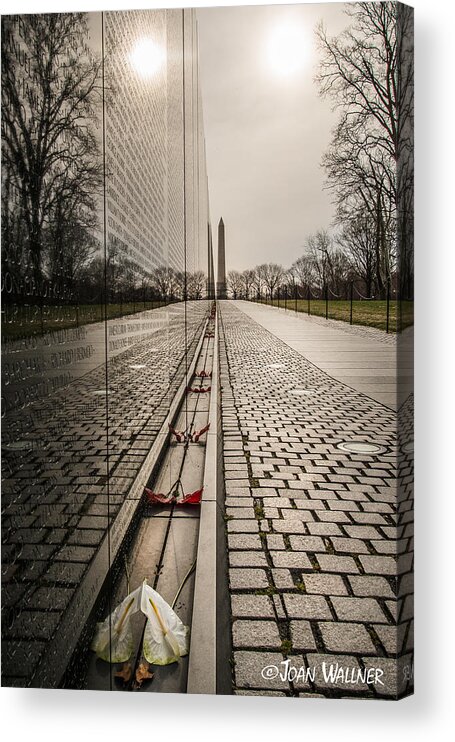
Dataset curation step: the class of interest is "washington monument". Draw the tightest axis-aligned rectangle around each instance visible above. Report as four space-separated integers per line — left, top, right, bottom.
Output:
217 217 227 299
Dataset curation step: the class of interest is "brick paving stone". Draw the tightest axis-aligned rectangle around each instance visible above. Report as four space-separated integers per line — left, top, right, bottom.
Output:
319 622 377 654
55 546 96 563
302 574 348 596
359 555 397 575
294 498 326 511
305 653 370 693
225 487 251 497
316 511 351 523
289 621 317 651
316 554 359 573
328 500 360 512
27 587 74 611
331 537 371 554
272 519 308 533
1 640 46 678
232 620 281 649
43 562 87 584
373 624 404 654
234 651 290 691
372 540 398 554
399 572 414 595
303 489 340 500
361 657 409 697
271 552 312 569
226 507 256 519
344 525 383 539
18 562 48 581
307 522 343 536
271 594 286 619
289 535 326 551
283 594 332 620
331 597 387 623
283 657 314 690
272 569 295 589
76 516 109 530
229 568 269 590
405 622 414 651
352 513 388 525
229 552 268 567
266 534 286 550
16 544 57 561
7 611 60 641
400 594 413 622
67 530 105 546
228 534 263 550
227 520 259 533
231 594 275 618
348 575 396 598
385 600 399 621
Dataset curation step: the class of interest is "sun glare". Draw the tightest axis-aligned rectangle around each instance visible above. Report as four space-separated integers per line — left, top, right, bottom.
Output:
130 37 165 79
267 24 309 77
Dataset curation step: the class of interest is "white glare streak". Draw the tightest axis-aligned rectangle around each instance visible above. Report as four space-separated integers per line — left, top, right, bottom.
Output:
130 38 165 79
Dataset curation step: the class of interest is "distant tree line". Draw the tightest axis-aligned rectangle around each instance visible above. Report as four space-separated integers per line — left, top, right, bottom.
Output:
227 226 393 302
76 250 208 304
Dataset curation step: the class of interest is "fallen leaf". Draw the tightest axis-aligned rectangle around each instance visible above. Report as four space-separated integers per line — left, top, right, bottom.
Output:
115 662 132 683
135 661 154 687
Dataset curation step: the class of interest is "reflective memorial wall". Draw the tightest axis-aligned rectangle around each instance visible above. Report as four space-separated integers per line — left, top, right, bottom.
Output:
1 9 213 688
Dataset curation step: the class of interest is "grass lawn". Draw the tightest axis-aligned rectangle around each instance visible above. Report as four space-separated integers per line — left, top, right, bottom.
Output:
1 301 167 341
255 298 414 333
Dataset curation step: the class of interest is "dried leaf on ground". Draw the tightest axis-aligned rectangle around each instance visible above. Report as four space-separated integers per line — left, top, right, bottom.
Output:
135 661 154 687
114 662 133 683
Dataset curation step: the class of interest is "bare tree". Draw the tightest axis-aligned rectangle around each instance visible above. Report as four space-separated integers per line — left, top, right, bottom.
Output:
291 254 316 294
187 270 206 300
240 269 256 300
261 263 284 300
305 231 333 291
2 13 103 291
152 266 176 300
173 270 186 301
227 270 243 299
315 2 410 297
336 214 377 297
321 120 395 297
253 264 267 299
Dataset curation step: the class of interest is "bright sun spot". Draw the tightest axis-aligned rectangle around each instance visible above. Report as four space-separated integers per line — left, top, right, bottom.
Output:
267 24 309 77
130 38 165 79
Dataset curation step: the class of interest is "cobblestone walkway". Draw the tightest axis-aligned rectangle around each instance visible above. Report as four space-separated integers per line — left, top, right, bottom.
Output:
1 302 208 687
219 302 413 699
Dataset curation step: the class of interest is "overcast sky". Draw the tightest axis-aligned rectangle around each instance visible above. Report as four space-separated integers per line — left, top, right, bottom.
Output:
197 2 348 273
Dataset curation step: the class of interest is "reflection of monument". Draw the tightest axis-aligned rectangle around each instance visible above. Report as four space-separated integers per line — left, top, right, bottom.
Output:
216 217 227 299
207 223 215 298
